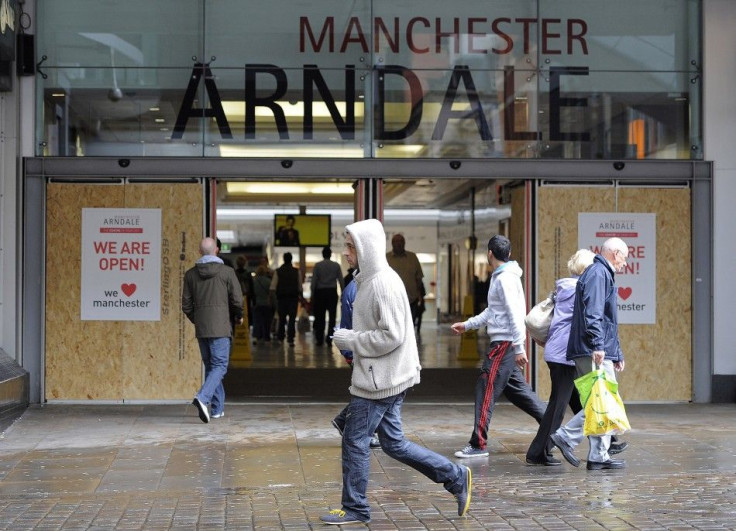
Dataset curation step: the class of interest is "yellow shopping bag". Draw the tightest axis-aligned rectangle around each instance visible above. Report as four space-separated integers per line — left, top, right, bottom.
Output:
583 374 631 436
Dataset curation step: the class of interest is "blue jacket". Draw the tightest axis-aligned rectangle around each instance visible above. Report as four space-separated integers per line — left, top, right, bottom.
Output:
339 279 357 361
566 255 623 362
543 276 577 366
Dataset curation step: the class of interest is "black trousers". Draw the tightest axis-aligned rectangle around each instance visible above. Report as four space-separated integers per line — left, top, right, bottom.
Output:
276 298 298 342
312 287 338 344
526 361 579 461
469 341 546 450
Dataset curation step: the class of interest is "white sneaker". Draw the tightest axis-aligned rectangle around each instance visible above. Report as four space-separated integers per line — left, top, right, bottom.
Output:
211 412 224 419
454 445 489 458
192 397 210 423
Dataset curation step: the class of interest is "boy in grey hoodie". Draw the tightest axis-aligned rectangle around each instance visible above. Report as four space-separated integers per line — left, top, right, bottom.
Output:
451 235 546 458
320 219 471 525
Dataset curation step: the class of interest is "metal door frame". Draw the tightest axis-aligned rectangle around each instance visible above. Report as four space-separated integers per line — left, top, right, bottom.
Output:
22 157 713 402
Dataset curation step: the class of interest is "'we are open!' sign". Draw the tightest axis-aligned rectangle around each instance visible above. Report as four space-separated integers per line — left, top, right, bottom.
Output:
81 208 161 321
578 213 656 325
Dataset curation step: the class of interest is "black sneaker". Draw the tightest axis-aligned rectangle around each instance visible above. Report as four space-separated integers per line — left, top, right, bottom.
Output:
192 397 209 423
331 419 344 436
609 441 629 455
320 509 366 525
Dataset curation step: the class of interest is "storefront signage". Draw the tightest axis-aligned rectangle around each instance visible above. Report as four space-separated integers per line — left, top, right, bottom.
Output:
173 15 591 143
578 213 656 325
80 208 161 321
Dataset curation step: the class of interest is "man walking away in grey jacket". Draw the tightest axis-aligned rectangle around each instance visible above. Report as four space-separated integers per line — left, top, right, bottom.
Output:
182 237 243 423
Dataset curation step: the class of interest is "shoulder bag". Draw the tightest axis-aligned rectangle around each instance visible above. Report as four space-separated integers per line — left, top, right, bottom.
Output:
524 291 555 344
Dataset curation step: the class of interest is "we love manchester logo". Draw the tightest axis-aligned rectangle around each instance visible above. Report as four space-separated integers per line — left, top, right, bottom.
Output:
618 287 632 300
121 283 137 297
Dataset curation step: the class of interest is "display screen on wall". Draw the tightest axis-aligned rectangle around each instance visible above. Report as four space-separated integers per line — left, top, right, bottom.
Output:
273 214 331 247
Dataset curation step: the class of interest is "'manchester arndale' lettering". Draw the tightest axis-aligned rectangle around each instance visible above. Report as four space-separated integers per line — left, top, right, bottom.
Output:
173 15 591 142
299 16 589 55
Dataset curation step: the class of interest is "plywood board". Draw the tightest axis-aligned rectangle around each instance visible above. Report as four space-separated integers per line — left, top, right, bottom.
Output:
45 182 203 400
46 184 126 400
534 185 691 402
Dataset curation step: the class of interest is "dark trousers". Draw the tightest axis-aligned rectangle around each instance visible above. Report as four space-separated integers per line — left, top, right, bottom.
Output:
277 297 298 342
312 287 338 344
469 341 546 450
410 300 425 333
253 304 273 340
526 361 578 461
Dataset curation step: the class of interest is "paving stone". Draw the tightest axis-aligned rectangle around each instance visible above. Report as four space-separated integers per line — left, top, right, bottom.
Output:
0 403 734 529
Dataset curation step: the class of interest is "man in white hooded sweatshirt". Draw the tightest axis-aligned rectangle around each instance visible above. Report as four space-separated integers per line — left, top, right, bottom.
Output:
451 235 546 458
320 219 471 525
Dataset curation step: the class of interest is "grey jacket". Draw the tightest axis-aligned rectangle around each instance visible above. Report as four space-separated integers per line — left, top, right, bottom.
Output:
182 258 243 338
331 219 421 399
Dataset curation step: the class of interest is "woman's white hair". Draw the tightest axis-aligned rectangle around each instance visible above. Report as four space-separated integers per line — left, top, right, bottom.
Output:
567 249 596 276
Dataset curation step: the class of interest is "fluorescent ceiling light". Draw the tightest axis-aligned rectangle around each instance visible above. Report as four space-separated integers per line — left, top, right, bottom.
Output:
217 207 442 221
381 144 425 155
216 229 236 242
222 101 365 120
219 145 364 158
226 182 354 195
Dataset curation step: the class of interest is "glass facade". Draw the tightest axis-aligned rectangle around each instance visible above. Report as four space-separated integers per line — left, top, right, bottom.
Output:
36 0 702 159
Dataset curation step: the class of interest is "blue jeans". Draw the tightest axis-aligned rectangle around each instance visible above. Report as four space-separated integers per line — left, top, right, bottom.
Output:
555 358 617 463
195 337 231 416
341 391 465 522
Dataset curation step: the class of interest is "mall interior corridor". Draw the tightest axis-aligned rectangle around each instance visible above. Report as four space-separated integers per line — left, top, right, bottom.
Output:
224 319 488 401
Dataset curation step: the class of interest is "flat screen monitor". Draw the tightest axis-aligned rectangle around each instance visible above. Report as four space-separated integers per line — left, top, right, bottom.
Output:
273 214 331 247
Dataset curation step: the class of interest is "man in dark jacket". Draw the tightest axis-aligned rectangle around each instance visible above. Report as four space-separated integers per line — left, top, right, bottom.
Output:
269 252 302 346
182 237 243 423
310 246 344 346
550 237 629 470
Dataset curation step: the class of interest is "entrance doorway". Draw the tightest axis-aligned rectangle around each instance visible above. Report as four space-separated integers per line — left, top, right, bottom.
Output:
214 176 511 399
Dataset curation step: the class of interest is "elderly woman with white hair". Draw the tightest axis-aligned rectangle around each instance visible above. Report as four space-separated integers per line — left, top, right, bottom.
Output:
525 249 595 466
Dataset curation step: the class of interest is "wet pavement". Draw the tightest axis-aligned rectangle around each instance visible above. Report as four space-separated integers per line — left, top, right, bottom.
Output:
0 401 735 530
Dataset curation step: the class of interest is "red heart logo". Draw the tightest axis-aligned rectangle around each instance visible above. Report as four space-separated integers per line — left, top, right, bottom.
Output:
121 283 137 297
618 287 632 300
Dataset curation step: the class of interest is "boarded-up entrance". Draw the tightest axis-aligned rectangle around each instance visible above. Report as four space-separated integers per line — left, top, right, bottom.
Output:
45 182 203 400
534 185 692 401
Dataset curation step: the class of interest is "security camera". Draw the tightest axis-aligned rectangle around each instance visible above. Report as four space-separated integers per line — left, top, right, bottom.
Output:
449 160 462 170
118 159 130 168
108 87 123 102
613 161 625 171
281 159 293 169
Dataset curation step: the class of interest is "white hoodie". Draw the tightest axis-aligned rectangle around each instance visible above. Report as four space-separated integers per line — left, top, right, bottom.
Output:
463 260 527 356
331 219 421 399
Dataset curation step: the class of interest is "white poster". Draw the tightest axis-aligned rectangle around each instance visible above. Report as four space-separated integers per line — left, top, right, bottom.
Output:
81 208 161 321
578 213 656 324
